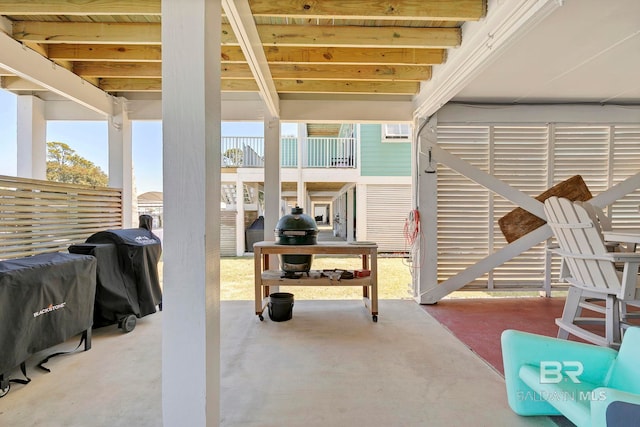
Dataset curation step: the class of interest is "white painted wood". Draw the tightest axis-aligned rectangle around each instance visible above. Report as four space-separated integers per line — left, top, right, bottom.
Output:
346 187 355 242
16 95 46 180
544 196 640 346
430 144 545 219
455 0 640 105
415 116 439 303
280 99 413 122
118 93 270 121
413 0 562 118
44 99 106 121
356 183 367 241
0 31 113 115
415 113 640 301
590 172 640 208
296 124 305 210
222 0 279 117
263 114 281 241
236 176 245 255
263 113 281 279
108 98 133 228
296 181 305 211
161 0 221 425
365 184 412 251
437 103 640 124
421 225 553 304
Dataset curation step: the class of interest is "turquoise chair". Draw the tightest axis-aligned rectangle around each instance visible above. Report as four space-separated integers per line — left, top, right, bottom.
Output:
502 327 640 426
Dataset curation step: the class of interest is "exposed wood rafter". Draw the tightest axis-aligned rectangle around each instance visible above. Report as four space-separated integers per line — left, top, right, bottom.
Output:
0 0 487 100
222 0 279 116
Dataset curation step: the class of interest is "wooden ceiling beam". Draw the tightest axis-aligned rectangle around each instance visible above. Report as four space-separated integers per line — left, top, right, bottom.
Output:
275 79 419 94
262 46 446 65
249 24 460 48
98 78 261 92
248 0 486 21
0 0 160 15
99 78 161 92
0 75 45 90
74 62 161 78
48 44 162 62
98 77 418 94
0 0 487 21
267 63 431 81
15 21 459 48
13 21 161 45
0 1 485 21
76 61 430 81
47 44 444 66
221 46 248 62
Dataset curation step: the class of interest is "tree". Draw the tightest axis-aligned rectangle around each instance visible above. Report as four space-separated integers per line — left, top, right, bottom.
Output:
47 141 108 186
223 147 243 166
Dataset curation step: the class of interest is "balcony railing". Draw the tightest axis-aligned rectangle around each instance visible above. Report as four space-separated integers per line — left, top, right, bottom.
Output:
222 136 357 168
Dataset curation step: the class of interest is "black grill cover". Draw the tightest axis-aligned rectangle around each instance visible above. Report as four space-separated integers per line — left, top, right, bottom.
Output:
70 228 162 327
0 252 97 375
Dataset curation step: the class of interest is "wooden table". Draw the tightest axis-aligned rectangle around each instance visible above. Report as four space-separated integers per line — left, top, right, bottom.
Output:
253 241 378 322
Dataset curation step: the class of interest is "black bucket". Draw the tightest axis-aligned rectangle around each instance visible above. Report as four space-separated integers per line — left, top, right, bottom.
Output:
268 292 294 322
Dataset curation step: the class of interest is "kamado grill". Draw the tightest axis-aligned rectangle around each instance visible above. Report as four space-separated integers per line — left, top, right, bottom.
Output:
275 206 318 278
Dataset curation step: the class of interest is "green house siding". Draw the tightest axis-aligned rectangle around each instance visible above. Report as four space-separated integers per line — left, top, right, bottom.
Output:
360 124 411 176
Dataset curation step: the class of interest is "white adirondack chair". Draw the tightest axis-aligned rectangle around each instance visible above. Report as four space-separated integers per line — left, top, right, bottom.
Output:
544 196 640 347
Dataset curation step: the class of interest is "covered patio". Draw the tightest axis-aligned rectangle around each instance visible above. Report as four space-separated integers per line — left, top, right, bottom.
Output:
1 0 639 425
0 299 555 427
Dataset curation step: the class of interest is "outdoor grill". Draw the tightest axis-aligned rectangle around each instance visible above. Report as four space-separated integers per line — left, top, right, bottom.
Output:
68 215 162 332
275 206 318 275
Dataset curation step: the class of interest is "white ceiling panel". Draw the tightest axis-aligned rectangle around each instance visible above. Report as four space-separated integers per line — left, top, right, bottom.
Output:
454 0 640 104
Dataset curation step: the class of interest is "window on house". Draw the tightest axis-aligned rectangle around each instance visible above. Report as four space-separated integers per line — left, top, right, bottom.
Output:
382 123 411 142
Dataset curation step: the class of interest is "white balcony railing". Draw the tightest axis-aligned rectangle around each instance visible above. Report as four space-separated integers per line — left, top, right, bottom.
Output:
222 136 357 168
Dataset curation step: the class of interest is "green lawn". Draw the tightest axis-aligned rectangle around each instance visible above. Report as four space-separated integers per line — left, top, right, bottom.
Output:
220 255 415 300
159 256 560 300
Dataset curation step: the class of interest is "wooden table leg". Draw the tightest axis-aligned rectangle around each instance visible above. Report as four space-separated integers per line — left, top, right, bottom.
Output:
362 254 369 298
370 249 378 320
254 247 264 319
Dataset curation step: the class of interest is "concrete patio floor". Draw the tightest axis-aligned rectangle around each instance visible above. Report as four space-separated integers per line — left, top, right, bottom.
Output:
0 299 556 426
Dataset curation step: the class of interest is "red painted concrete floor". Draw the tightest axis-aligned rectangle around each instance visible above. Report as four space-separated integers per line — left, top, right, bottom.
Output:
421 297 640 375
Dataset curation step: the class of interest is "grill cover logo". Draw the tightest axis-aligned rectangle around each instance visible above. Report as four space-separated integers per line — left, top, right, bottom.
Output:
33 302 66 318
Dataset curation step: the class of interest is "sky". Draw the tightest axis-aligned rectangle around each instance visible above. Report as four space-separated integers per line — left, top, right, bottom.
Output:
0 90 297 195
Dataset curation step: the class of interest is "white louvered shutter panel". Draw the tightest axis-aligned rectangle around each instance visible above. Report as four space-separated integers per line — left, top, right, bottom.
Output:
366 184 412 252
435 121 640 293
491 125 549 289
220 211 237 256
611 125 640 229
436 125 490 287
553 125 610 195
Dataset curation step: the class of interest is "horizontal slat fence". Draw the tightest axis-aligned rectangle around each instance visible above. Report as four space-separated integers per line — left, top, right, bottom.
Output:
0 175 122 260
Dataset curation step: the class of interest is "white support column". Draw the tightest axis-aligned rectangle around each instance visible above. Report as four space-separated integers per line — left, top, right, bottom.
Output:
346 186 355 242
415 116 439 304
108 98 133 228
16 95 46 180
296 122 305 210
297 181 306 211
161 0 221 425
264 113 281 271
236 177 245 255
355 184 367 241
